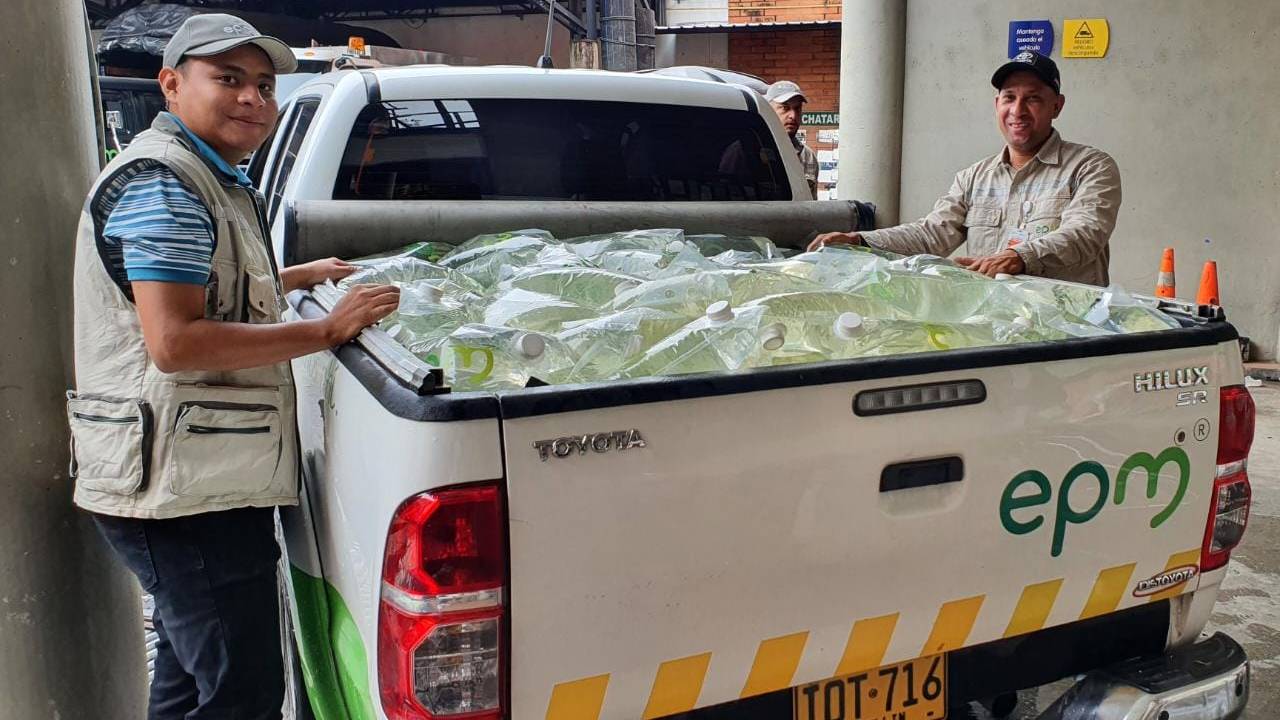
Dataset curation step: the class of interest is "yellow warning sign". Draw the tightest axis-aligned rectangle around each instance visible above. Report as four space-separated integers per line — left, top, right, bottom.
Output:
1063 18 1109 58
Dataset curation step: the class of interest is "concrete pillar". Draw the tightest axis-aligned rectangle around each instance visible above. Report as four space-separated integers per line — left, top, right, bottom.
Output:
836 0 906 226
0 0 147 716
571 39 603 69
655 34 677 68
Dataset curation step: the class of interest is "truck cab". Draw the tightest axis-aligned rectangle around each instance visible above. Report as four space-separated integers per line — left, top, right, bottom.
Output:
250 65 813 267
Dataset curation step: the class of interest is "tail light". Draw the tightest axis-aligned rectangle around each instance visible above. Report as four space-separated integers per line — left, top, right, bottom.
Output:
379 483 507 720
1201 386 1255 572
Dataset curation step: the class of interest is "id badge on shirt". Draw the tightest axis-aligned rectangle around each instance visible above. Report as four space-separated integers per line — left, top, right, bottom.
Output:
1006 227 1029 248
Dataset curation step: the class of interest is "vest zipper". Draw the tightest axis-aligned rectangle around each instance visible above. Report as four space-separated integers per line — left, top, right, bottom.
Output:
72 411 140 424
240 186 282 324
178 400 277 413
184 424 272 435
242 186 280 277
139 400 154 492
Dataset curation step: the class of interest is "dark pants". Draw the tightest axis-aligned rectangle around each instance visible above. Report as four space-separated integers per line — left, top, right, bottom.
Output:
93 507 285 720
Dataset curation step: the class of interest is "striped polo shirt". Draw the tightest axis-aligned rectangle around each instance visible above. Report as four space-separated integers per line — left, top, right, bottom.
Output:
100 112 254 289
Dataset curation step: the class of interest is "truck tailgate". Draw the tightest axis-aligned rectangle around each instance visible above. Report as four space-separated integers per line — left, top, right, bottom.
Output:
499 340 1235 720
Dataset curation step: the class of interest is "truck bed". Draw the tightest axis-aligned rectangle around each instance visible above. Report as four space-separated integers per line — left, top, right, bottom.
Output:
293 293 1241 719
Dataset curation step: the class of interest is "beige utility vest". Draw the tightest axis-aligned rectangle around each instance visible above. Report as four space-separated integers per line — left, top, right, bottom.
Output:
69 116 298 519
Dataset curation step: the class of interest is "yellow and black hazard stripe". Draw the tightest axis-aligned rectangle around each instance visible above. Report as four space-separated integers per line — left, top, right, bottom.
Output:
544 549 1202 720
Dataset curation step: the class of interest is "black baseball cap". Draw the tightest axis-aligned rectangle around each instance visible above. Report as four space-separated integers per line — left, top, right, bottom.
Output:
991 50 1060 94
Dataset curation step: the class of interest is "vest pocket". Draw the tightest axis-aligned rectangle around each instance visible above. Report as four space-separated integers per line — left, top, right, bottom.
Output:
169 400 282 497
67 394 152 495
245 268 283 323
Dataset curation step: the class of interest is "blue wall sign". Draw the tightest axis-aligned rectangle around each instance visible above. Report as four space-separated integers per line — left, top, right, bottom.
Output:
1008 20 1054 58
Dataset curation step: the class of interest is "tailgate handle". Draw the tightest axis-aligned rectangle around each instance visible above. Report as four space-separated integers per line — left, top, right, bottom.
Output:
880 456 964 492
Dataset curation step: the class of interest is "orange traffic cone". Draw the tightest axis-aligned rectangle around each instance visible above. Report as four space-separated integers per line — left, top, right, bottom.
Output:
1155 247 1176 298
1196 261 1220 306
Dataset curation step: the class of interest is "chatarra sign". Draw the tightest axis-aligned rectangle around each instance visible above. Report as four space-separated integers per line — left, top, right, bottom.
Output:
1008 20 1054 58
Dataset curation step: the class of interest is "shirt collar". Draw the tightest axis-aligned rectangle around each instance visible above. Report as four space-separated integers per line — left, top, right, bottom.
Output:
1035 129 1063 165
1001 128 1063 168
157 112 253 187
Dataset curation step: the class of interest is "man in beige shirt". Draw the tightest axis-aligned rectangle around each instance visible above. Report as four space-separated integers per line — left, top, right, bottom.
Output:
811 51 1121 285
766 80 820 197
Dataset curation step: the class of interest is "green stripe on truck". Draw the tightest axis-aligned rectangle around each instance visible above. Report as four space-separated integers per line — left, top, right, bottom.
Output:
290 565 377 720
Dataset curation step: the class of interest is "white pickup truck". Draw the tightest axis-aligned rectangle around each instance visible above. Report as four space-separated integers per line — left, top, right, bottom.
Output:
249 65 1255 720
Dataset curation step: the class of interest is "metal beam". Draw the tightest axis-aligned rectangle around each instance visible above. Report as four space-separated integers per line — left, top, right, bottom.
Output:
86 0 589 33
320 4 544 21
326 9 519 18
528 0 588 37
656 19 840 34
585 0 597 40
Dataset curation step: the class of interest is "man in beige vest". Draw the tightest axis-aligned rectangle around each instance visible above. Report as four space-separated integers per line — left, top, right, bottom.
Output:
810 51 1121 285
68 16 397 718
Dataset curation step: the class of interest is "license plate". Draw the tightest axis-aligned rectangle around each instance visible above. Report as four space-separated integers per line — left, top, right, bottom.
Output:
793 654 947 720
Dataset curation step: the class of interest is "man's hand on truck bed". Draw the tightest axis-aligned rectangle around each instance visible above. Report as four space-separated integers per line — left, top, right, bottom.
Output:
955 249 1026 277
282 256 359 293
807 231 863 251
324 284 400 346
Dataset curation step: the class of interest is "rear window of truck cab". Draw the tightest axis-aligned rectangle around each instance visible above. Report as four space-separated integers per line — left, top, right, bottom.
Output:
332 98 792 202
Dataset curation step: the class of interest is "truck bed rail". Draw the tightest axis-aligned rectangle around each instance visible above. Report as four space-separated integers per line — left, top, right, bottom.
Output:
304 284 444 395
284 199 876 265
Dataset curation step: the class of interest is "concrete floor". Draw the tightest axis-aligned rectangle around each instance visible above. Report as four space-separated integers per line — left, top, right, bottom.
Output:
964 382 1280 719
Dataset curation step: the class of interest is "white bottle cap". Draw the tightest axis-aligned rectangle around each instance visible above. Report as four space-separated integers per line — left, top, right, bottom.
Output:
666 240 686 253
514 332 545 359
706 300 734 323
834 312 864 340
422 284 444 303
994 273 1014 281
761 323 786 351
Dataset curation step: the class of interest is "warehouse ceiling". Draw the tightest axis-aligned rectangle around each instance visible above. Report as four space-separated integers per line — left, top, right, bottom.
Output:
86 0 587 30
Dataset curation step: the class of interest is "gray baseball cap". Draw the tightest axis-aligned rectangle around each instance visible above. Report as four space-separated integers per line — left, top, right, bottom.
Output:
163 14 297 75
765 80 807 104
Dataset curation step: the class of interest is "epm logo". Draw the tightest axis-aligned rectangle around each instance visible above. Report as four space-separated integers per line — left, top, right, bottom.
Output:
999 447 1190 557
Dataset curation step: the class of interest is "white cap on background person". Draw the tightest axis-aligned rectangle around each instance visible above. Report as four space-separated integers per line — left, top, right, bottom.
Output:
765 80 808 104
